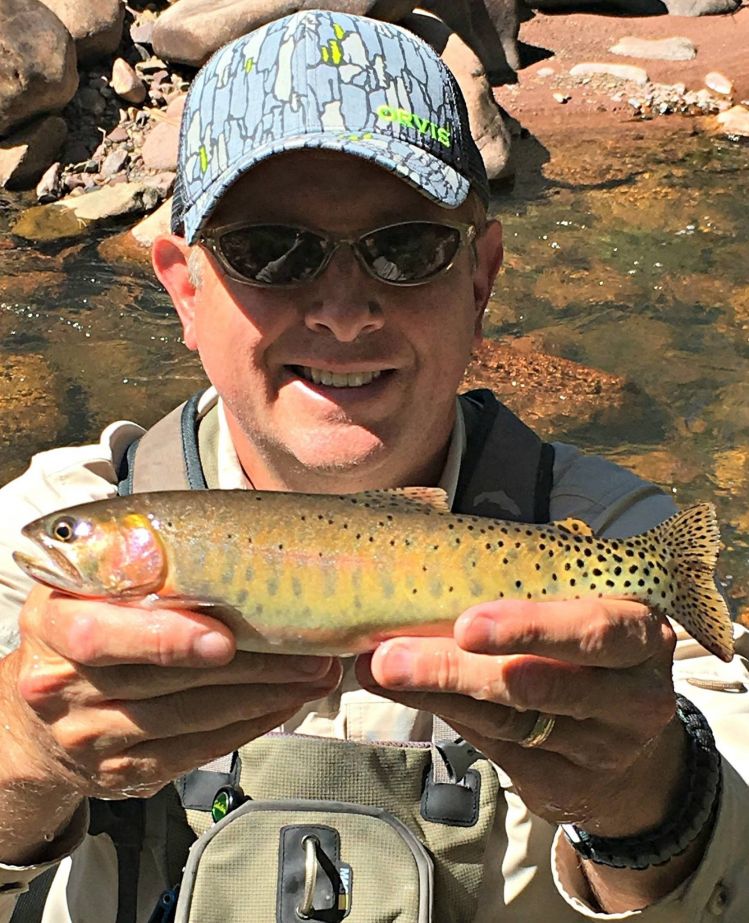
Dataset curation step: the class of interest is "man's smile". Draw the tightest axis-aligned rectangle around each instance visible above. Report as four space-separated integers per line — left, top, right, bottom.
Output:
287 365 395 390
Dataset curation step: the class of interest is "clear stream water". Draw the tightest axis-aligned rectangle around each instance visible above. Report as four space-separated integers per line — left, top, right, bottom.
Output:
1 124 748 617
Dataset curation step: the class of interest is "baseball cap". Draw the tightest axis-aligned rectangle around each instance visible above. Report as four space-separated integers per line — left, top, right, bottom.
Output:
172 10 489 243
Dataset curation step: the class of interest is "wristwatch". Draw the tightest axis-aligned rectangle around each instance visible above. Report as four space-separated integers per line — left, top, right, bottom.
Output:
561 695 721 870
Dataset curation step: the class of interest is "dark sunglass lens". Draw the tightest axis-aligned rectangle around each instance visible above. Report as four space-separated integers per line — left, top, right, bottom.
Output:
217 226 327 284
360 223 462 283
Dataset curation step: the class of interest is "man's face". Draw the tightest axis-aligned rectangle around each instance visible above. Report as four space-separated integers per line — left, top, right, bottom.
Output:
154 150 503 491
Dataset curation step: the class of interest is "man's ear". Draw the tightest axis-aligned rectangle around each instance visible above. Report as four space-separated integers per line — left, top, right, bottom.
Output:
472 219 503 340
152 234 200 350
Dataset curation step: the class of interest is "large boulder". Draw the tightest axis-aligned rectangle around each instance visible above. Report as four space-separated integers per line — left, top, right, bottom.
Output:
152 0 419 67
0 0 78 137
403 12 512 179
36 0 125 64
419 0 520 84
0 115 67 189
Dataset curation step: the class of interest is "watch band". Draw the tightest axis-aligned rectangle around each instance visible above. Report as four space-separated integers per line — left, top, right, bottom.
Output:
561 695 721 870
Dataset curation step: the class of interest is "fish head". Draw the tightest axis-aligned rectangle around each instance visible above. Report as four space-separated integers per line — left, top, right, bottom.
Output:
13 506 167 600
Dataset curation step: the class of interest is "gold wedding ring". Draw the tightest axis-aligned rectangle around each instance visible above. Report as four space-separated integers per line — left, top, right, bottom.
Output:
518 711 556 749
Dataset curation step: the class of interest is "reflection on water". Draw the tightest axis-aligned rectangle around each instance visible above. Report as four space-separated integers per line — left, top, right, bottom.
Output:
1 127 748 617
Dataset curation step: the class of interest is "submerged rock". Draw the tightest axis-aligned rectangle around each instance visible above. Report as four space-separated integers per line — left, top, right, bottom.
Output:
0 0 78 137
0 353 67 450
609 36 696 62
12 183 161 241
461 339 641 434
97 196 173 266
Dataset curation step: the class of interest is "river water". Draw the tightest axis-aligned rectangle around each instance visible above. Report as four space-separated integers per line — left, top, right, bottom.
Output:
1 124 747 617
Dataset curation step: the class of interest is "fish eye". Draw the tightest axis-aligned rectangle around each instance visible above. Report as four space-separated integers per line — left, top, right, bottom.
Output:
50 516 77 543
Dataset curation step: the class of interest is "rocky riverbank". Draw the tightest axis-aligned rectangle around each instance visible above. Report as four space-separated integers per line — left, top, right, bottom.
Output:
0 1 747 253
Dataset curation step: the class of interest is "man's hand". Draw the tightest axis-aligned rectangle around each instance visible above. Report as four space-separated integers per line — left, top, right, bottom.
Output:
358 597 680 834
357 596 703 910
0 585 340 862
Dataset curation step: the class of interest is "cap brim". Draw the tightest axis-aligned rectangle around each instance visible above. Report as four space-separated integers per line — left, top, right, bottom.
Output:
180 132 471 243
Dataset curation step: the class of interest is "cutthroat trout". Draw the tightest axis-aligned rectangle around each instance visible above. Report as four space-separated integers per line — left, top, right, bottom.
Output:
14 488 734 662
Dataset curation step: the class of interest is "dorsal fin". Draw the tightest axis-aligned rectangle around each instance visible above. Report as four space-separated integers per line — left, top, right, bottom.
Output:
351 487 451 513
554 517 594 536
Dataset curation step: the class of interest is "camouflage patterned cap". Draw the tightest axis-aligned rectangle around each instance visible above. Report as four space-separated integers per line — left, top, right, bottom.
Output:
172 10 489 243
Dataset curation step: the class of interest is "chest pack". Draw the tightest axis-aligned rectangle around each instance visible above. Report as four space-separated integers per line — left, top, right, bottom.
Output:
14 390 554 923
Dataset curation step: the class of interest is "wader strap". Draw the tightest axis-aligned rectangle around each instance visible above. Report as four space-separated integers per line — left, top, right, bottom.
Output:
117 390 208 496
456 389 555 523
9 866 57 923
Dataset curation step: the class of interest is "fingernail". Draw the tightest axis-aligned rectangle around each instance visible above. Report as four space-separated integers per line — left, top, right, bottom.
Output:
193 631 234 663
456 612 495 650
379 643 413 687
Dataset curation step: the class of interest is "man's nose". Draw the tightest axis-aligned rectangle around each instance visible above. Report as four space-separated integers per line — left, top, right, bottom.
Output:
303 244 385 342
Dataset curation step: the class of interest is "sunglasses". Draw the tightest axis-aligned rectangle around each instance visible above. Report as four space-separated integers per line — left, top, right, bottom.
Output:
198 220 477 288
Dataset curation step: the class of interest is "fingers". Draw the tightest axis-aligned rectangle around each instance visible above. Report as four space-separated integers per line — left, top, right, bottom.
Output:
363 637 673 728
90 710 302 798
454 597 675 668
72 652 337 703
21 588 237 668
13 585 345 800
53 666 341 759
359 648 670 776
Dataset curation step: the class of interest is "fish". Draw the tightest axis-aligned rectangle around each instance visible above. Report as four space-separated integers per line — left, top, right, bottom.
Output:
13 488 734 662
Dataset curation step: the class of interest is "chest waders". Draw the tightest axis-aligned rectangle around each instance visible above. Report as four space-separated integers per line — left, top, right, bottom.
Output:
13 390 554 923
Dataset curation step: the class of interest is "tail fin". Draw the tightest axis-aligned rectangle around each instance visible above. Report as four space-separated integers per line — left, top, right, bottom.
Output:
651 503 734 663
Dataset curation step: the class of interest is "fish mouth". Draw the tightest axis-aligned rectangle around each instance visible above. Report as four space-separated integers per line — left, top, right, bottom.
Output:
13 532 85 595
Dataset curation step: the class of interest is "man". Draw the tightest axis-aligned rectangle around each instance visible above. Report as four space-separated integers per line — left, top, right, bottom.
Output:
0 10 747 922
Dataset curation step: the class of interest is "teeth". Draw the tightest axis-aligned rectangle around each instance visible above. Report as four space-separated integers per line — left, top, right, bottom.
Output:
298 367 384 388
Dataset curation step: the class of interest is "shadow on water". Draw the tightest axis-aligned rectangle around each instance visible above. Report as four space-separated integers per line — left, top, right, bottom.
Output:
0 126 748 615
